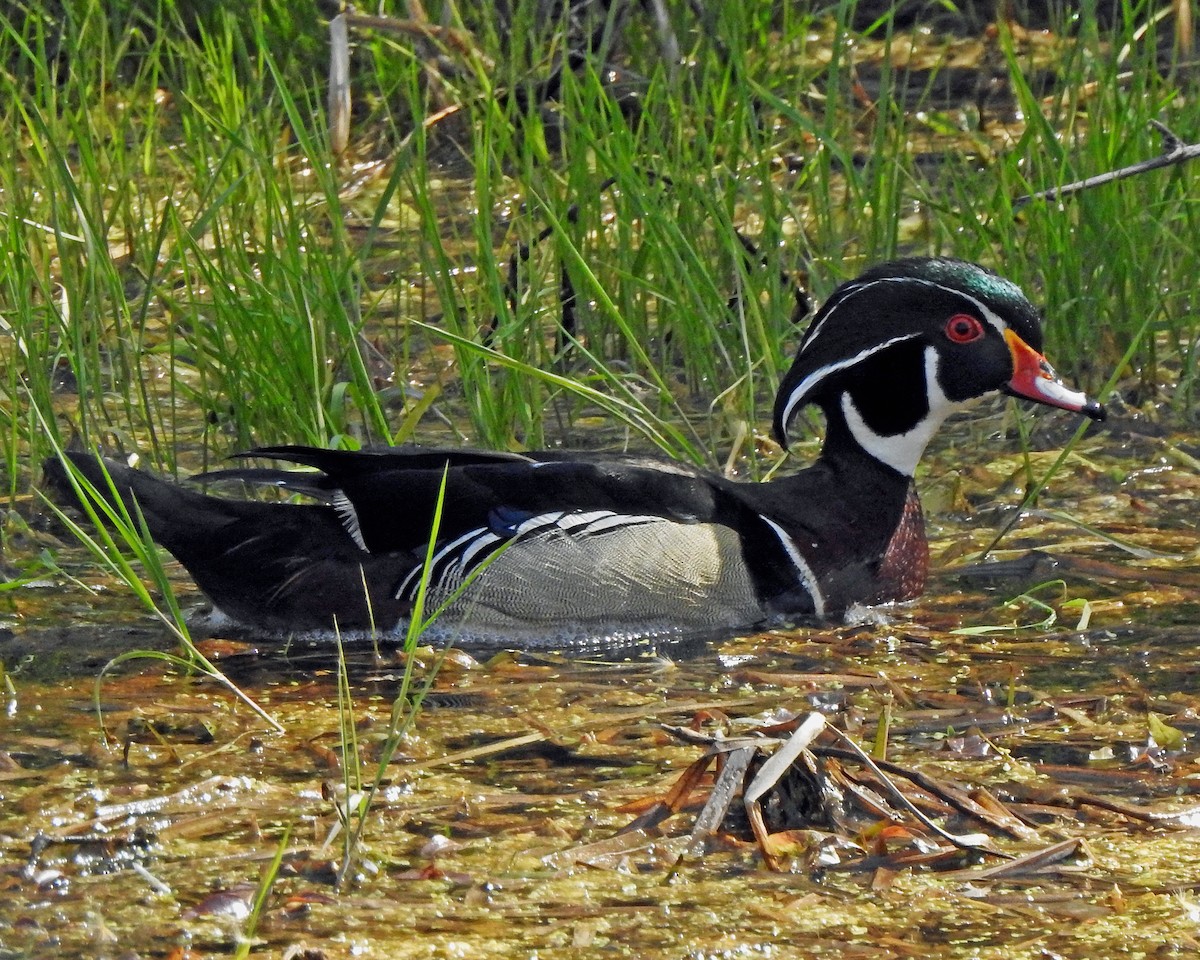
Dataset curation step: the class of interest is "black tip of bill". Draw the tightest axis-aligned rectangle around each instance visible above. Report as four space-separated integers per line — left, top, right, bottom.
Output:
1082 399 1107 422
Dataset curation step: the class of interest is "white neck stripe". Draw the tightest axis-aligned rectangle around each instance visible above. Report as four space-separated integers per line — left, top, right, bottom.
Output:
840 347 966 476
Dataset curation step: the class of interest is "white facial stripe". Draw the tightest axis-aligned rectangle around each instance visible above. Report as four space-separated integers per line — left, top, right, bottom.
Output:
935 283 1006 336
783 275 1016 439
805 276 1009 348
841 347 967 476
778 333 921 435
801 278 886 346
759 516 826 619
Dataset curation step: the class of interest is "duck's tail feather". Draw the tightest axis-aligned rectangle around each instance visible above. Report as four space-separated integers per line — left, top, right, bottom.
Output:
234 444 534 475
42 452 413 634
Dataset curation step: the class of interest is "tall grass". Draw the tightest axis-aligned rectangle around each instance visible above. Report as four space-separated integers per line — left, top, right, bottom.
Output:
1 0 1197 500
933 12 1200 397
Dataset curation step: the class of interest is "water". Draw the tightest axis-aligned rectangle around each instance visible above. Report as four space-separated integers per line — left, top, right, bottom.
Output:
3 9 1199 952
4 402 1199 958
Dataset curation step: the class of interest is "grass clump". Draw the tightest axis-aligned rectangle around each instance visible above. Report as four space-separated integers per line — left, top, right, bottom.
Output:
0 0 1196 548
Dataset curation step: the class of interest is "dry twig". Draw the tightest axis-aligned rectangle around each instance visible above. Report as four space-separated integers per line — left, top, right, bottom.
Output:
1014 120 1200 207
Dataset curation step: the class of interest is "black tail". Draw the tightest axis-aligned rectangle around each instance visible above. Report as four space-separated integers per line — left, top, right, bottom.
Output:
43 452 414 634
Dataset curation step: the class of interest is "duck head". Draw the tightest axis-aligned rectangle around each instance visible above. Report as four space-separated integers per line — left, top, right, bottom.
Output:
772 257 1106 476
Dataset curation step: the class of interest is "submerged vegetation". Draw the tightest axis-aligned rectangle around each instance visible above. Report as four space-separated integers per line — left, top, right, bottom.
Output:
1 1 1200 957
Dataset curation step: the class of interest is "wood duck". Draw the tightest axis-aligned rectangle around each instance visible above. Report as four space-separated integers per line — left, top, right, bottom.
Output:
47 257 1104 648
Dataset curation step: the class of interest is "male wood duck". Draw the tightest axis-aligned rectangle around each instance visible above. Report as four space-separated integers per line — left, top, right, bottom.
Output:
47 258 1104 648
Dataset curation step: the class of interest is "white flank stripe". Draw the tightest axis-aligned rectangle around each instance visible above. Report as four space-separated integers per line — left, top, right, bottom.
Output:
396 525 490 599
514 511 567 536
428 526 492 570
759 516 826 619
395 566 421 600
575 513 661 534
548 510 611 531
457 531 504 571
514 509 661 536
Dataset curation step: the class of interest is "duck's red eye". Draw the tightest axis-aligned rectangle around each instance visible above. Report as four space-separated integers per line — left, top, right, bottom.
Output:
945 313 984 343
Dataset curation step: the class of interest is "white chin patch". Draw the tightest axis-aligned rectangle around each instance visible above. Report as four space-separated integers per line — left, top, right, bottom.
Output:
841 346 964 476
